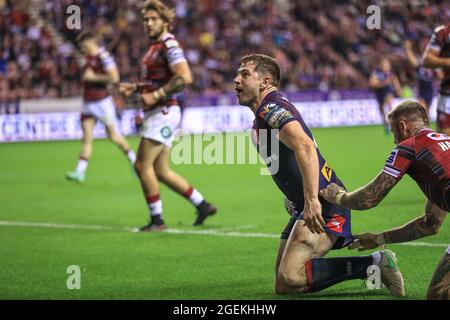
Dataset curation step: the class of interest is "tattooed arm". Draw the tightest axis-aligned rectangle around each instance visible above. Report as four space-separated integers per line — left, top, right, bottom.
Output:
141 61 193 108
162 61 193 95
320 172 399 210
382 200 447 243
349 200 447 251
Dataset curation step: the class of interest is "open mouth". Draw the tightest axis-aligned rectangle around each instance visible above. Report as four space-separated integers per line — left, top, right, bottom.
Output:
235 88 243 96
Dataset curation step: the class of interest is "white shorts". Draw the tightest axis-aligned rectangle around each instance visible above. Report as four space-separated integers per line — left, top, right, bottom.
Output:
140 105 181 147
437 94 450 114
82 96 118 127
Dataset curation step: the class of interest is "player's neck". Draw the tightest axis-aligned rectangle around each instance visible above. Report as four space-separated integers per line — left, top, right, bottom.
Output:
411 125 428 136
156 29 169 42
252 87 277 112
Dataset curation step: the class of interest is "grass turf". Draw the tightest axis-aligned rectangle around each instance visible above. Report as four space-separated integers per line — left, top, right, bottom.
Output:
0 125 448 300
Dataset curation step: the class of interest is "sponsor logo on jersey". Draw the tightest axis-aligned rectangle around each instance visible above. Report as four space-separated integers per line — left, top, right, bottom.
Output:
385 149 399 165
321 162 333 182
259 103 276 118
427 132 450 141
265 106 294 129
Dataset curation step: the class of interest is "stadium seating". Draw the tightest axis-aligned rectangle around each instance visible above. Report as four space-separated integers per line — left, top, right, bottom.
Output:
0 0 447 102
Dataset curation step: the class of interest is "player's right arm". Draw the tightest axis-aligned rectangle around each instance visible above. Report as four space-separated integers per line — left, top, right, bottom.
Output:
349 200 447 251
404 40 420 68
320 144 413 209
83 51 120 84
421 26 450 69
422 48 450 69
320 172 399 210
279 121 325 234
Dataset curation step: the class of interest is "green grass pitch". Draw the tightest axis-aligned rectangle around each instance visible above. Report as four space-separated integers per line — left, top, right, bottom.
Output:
0 125 448 300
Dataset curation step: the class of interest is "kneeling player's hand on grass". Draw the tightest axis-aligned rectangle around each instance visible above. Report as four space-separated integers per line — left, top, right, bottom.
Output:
349 233 385 251
303 199 325 234
319 183 345 205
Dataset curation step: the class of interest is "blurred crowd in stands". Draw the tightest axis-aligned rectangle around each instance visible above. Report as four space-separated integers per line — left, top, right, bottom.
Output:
0 0 448 107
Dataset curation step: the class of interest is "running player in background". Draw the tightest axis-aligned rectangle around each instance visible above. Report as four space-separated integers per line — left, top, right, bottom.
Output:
119 0 216 231
235 54 405 296
66 31 136 183
320 101 449 299
422 23 450 136
369 58 402 133
404 39 435 112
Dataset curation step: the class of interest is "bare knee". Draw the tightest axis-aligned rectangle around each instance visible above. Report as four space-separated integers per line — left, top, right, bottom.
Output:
134 159 144 177
426 285 441 300
275 265 307 294
426 287 438 300
427 285 449 300
109 132 122 145
155 168 170 183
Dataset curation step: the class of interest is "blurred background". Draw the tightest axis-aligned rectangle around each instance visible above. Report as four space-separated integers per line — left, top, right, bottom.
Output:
0 0 448 138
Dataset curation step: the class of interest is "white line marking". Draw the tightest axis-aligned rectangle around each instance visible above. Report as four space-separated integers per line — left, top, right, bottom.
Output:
0 220 130 231
0 220 448 248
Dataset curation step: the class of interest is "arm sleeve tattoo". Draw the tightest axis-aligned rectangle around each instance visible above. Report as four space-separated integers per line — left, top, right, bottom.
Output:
341 172 398 210
162 75 186 96
383 201 447 244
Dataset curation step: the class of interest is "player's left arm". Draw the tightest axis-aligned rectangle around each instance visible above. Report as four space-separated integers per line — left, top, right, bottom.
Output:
349 200 447 251
141 61 192 108
279 121 325 234
165 61 193 93
391 74 402 97
83 50 120 84
421 48 450 69
320 172 400 210
82 66 119 83
421 27 450 69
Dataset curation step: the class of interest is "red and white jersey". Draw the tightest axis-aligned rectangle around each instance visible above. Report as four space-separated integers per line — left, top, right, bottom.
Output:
81 47 117 101
427 24 450 95
140 33 187 106
382 128 450 211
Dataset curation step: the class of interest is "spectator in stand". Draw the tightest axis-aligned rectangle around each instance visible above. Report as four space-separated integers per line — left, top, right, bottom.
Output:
1 0 449 102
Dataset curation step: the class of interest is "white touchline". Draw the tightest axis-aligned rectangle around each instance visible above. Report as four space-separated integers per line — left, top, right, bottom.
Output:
0 220 448 248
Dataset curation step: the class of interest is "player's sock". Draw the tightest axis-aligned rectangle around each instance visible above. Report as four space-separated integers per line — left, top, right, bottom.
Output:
146 194 163 223
371 251 382 266
126 150 136 164
182 186 204 206
75 157 89 174
304 255 374 292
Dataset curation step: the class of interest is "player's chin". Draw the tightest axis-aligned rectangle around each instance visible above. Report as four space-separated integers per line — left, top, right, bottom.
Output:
236 95 248 106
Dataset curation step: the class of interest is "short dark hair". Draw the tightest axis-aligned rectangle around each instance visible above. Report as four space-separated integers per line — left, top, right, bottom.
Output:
141 0 175 23
239 54 282 87
388 100 429 126
76 31 96 44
